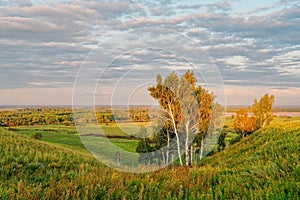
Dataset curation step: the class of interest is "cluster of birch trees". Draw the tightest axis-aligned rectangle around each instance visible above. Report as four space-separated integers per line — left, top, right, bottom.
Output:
136 70 221 167
233 94 275 138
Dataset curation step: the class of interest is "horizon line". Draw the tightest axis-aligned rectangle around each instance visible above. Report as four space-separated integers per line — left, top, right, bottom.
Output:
0 104 299 108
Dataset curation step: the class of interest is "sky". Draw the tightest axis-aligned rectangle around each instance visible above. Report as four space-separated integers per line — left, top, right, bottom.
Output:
0 0 299 106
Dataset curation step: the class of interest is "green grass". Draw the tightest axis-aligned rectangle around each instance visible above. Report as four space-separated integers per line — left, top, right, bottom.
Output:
0 117 299 199
7 125 85 151
110 138 139 152
271 116 300 124
5 124 140 168
7 124 141 153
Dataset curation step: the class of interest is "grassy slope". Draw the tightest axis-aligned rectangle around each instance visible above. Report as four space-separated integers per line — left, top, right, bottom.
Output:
200 120 300 199
0 120 299 199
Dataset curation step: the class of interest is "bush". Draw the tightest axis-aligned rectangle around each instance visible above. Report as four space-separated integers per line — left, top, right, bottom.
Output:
229 135 241 145
31 133 42 140
218 131 227 151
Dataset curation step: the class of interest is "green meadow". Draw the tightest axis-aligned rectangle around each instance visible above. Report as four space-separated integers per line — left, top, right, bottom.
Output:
6 123 144 152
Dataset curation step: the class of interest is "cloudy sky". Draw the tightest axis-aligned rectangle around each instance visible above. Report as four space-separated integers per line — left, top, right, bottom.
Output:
0 0 299 106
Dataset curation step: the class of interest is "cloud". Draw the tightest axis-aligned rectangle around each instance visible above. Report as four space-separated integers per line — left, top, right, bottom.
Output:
219 55 250 67
270 50 300 76
0 16 64 32
0 0 299 105
0 0 33 7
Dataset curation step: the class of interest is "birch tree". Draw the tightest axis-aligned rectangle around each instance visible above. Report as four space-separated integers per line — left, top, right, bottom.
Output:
178 71 199 166
148 70 216 166
194 85 214 160
148 72 183 166
233 108 257 138
250 94 275 128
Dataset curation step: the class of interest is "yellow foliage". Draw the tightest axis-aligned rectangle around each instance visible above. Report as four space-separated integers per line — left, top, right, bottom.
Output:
233 108 257 137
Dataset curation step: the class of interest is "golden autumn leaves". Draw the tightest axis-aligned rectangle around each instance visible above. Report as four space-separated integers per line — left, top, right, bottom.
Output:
234 94 275 138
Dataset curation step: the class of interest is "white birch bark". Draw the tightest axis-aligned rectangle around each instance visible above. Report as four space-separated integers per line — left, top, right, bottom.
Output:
185 121 190 166
166 130 170 166
168 104 183 166
199 139 204 160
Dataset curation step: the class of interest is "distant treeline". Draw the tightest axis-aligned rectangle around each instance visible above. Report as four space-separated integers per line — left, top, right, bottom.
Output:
0 107 153 127
0 108 74 127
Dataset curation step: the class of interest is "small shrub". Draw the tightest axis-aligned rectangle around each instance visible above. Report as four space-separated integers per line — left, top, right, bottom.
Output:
218 131 227 151
31 133 42 140
229 135 241 145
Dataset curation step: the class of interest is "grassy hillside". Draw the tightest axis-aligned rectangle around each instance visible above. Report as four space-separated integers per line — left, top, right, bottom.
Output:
0 120 299 199
200 120 300 199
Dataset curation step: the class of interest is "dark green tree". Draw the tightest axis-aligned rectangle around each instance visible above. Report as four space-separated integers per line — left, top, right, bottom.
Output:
136 127 154 164
217 130 227 151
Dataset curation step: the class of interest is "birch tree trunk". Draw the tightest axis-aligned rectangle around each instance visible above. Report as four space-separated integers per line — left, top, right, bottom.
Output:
190 145 193 165
199 139 204 160
161 150 165 166
193 146 197 164
168 104 183 166
185 121 190 166
166 130 170 166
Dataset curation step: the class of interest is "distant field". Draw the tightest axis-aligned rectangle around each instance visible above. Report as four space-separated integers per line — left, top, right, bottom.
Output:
6 123 141 153
226 106 300 113
226 111 300 117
